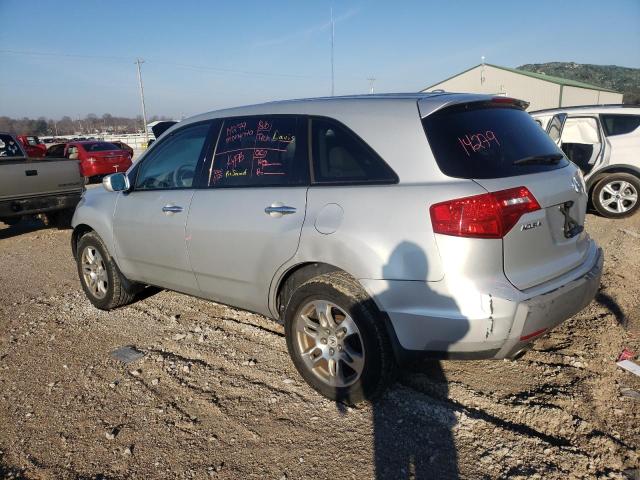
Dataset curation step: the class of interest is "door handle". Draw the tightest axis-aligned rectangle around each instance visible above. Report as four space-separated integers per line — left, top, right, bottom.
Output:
162 205 183 214
264 204 296 217
25 170 38 176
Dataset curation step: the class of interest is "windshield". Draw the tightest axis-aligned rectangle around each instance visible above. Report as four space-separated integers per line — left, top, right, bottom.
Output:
422 104 568 179
81 142 120 152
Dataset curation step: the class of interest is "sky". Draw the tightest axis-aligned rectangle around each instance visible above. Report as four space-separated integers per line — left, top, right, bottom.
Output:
1 0 639 119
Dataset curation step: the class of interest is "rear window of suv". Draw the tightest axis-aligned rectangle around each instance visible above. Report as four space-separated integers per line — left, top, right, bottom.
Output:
422 103 568 179
601 114 640 136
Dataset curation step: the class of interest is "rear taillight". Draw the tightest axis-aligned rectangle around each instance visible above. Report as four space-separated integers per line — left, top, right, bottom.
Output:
430 186 541 239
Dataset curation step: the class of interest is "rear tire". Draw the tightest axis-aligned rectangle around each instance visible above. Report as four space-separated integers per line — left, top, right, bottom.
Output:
284 271 395 404
592 173 640 218
76 231 137 310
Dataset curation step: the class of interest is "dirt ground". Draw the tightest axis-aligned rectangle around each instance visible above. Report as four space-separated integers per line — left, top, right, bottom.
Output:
0 212 639 480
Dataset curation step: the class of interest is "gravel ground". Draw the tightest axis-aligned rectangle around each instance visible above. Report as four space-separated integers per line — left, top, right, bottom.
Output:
0 212 639 479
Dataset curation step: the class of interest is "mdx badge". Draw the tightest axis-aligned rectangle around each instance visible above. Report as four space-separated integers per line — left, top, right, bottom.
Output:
521 220 542 231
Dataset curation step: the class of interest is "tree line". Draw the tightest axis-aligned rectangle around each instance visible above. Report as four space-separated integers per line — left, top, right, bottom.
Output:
0 113 173 136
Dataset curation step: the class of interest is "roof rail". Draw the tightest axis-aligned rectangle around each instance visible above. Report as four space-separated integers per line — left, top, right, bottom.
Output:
530 104 637 114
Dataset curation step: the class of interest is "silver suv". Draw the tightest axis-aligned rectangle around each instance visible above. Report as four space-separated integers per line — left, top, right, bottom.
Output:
72 93 603 403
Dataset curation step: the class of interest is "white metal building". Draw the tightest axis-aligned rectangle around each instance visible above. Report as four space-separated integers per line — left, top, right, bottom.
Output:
422 64 622 111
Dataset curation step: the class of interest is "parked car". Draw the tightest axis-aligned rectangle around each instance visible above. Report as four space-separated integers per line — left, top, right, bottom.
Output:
64 141 132 182
16 135 47 157
110 141 134 158
0 132 84 226
71 93 603 403
46 142 67 157
531 105 640 218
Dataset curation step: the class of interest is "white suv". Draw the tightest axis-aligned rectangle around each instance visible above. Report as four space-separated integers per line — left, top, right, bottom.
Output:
531 105 640 218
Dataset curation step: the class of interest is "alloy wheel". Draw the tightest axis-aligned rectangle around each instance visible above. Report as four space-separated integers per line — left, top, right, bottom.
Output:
293 300 365 388
598 180 638 214
81 246 108 299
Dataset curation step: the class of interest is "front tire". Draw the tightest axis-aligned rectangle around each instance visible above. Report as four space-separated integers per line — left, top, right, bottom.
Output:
284 272 395 404
592 173 640 218
76 231 137 310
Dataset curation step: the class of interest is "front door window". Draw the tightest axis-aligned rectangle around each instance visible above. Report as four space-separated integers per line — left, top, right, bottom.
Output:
135 123 211 190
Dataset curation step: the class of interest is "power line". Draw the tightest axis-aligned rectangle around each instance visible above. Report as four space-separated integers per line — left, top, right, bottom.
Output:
0 49 319 79
151 61 317 79
0 48 130 61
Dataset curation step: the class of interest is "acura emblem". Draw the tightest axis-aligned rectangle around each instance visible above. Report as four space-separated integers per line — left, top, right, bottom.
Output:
571 176 583 194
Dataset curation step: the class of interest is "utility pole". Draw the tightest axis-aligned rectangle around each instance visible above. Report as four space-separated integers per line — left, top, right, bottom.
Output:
367 77 376 94
135 58 149 143
330 7 335 96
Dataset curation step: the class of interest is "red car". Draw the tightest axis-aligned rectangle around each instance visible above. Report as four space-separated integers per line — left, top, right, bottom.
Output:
65 141 132 180
16 135 47 157
110 140 135 158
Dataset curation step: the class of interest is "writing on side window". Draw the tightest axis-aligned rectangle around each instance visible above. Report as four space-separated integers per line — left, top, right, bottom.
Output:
211 118 296 185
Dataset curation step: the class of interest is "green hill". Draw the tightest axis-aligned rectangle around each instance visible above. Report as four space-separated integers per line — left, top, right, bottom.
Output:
517 62 640 104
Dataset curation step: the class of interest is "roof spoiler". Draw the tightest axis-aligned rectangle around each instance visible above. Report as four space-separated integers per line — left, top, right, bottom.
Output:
491 96 530 110
418 94 530 118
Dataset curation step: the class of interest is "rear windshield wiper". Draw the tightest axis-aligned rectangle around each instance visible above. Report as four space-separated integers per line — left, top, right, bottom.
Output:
513 153 564 166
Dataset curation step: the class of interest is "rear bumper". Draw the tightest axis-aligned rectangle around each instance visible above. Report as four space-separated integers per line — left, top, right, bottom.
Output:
361 246 603 361
0 192 82 218
494 247 603 359
81 160 131 177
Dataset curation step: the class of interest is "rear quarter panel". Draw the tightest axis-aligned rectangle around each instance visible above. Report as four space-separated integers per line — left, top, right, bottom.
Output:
269 99 487 315
606 130 640 170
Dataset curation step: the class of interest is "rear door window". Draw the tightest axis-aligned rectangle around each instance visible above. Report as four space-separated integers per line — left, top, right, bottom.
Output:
422 104 568 179
310 117 397 184
601 114 640 136
208 116 308 187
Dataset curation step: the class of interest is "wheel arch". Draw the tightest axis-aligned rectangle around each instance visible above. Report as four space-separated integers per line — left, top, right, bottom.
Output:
71 223 94 258
272 262 406 363
273 262 340 320
586 165 640 194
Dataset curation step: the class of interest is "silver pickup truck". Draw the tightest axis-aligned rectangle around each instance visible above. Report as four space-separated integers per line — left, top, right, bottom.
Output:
0 132 85 226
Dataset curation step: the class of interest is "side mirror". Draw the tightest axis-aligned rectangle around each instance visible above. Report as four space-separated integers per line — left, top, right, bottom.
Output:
103 173 130 192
